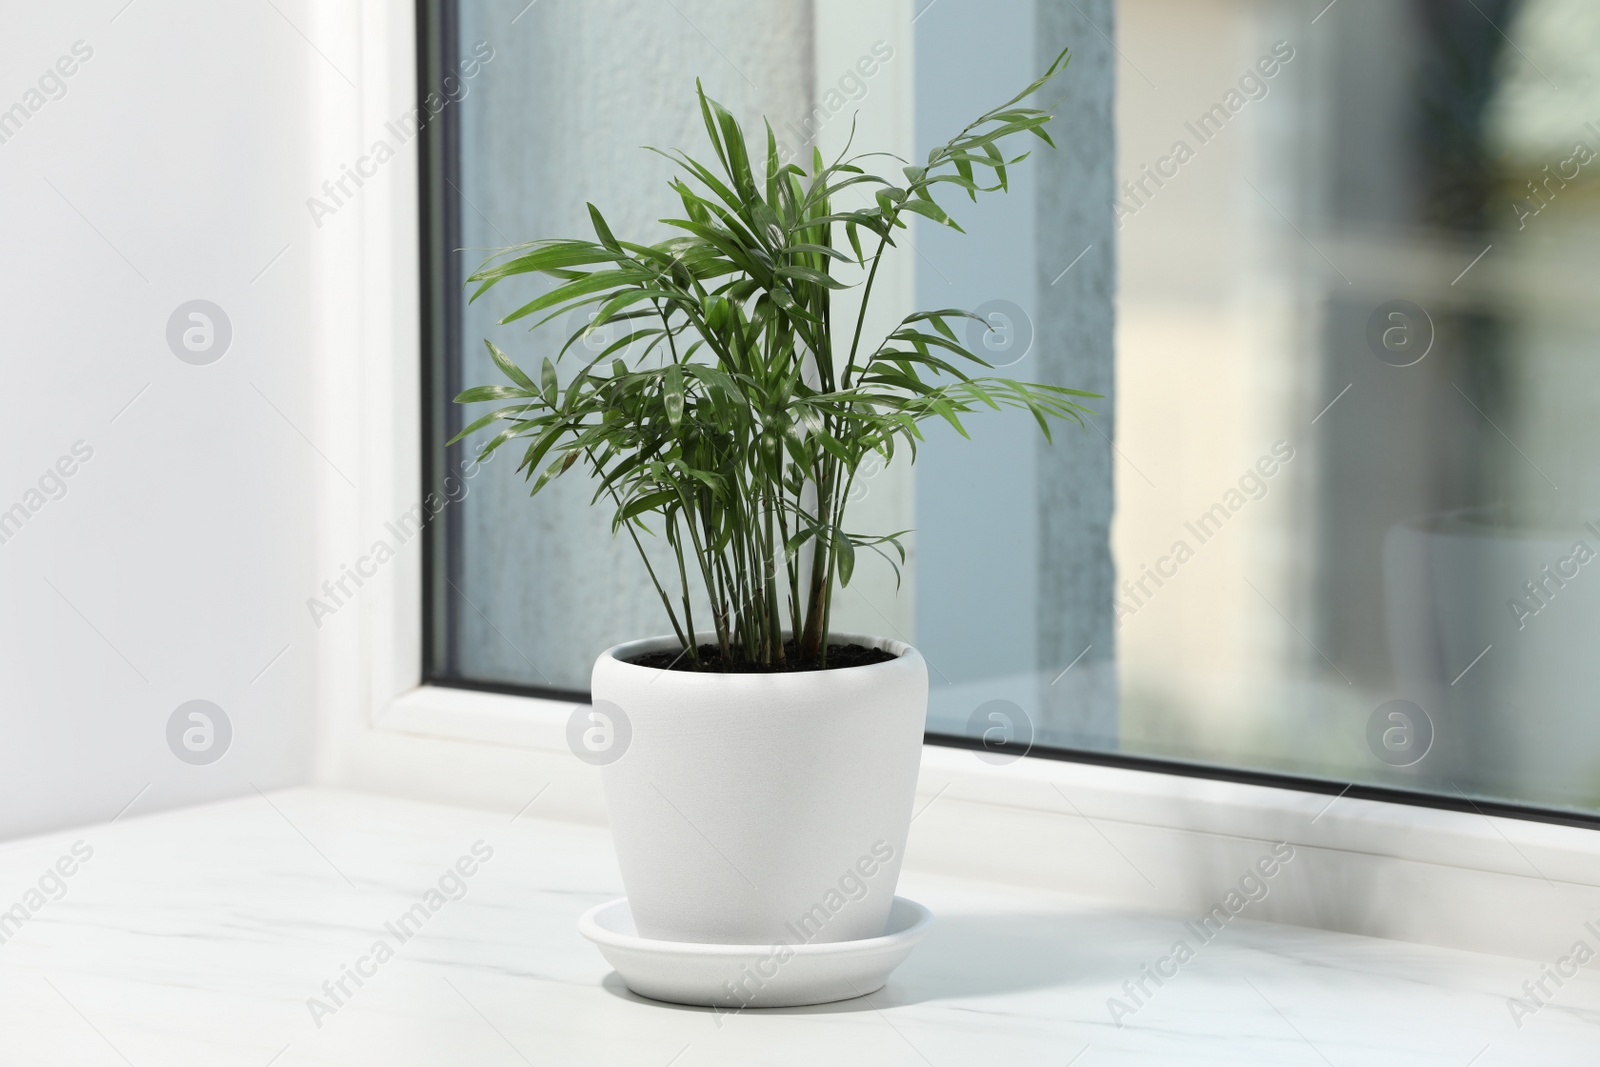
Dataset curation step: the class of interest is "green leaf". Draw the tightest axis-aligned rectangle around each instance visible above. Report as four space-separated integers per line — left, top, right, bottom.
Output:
540 358 559 405
619 489 677 522
898 196 962 231
456 384 531 403
448 405 533 445
485 340 536 392
775 264 849 290
498 268 648 326
836 535 855 587
588 203 622 252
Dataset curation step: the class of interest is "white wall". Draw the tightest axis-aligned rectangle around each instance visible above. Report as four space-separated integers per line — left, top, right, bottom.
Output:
0 1 336 837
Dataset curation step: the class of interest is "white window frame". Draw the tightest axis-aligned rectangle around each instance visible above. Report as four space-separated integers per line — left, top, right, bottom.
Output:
317 0 1600 966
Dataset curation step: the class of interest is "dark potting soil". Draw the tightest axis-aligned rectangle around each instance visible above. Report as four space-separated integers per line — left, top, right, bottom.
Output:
627 639 898 674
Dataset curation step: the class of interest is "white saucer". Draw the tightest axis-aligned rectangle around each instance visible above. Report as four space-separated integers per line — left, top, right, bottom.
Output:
579 896 933 1008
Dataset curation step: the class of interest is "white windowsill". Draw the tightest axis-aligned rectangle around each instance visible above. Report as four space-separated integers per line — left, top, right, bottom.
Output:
376 683 576 752
364 683 1600 966
12 786 1595 1064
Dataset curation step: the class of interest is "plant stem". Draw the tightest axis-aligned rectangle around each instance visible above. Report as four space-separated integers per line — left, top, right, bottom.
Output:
664 513 700 665
798 456 833 661
843 228 894 390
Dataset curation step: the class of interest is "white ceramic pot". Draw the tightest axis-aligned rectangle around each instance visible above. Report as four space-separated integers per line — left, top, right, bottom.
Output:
590 632 928 946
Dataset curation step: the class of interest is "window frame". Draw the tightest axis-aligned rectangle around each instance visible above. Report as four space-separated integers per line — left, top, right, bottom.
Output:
315 1 1600 965
407 0 1598 834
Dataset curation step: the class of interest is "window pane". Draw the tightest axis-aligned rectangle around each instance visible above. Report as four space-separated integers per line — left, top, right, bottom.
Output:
432 0 815 693
1102 0 1600 814
426 0 1600 817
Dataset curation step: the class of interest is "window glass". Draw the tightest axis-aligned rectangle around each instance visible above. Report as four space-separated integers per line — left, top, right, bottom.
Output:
426 0 1600 817
1100 0 1600 815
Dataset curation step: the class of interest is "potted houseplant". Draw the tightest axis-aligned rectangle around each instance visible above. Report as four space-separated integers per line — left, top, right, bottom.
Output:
454 49 1091 1003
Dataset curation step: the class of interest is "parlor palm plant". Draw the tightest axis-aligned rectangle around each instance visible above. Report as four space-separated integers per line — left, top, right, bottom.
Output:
453 49 1092 671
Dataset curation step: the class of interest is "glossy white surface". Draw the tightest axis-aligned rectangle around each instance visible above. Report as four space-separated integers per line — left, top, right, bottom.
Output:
0 787 1595 1065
